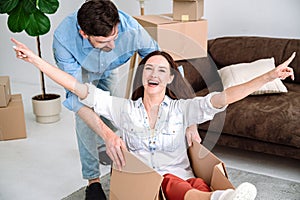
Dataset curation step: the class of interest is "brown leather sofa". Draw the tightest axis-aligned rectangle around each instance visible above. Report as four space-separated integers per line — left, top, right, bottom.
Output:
177 36 300 160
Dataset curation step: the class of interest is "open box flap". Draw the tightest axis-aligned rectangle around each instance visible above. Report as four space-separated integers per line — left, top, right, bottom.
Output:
188 141 233 190
110 150 163 200
210 163 235 190
188 142 222 184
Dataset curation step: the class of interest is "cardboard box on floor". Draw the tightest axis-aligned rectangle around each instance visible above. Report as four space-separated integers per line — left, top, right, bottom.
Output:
110 142 234 200
0 94 27 141
0 76 11 107
134 14 207 61
173 0 204 21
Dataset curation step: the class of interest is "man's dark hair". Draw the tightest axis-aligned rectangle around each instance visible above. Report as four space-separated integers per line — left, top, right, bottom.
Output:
77 0 120 36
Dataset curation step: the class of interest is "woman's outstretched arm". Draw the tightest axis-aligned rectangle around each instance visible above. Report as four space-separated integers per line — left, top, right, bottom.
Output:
11 38 127 169
11 38 88 99
211 52 296 108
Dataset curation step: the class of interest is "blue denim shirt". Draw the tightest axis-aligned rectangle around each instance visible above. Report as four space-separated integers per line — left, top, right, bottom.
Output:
53 10 159 112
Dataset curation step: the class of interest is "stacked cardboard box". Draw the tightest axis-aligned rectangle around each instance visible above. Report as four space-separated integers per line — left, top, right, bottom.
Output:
134 14 207 61
173 0 204 21
0 76 27 141
134 0 207 61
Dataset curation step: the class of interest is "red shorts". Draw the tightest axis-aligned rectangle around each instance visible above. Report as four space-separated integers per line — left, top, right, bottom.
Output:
161 173 211 200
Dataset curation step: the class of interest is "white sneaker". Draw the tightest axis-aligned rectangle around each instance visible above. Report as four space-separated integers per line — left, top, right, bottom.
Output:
218 182 257 200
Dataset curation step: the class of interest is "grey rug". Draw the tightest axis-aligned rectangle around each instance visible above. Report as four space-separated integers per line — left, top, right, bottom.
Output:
62 168 300 200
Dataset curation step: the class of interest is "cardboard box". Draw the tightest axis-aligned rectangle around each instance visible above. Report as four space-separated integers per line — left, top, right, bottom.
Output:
0 94 27 141
0 76 11 107
134 14 207 61
110 142 234 200
173 0 204 21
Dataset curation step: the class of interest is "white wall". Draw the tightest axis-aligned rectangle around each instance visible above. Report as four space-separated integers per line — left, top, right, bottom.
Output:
113 0 300 39
205 0 300 39
1 0 299 90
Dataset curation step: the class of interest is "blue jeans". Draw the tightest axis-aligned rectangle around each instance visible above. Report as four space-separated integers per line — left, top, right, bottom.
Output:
75 70 119 180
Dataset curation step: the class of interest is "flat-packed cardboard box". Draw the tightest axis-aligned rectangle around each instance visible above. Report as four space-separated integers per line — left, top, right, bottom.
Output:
173 0 204 21
0 76 11 107
0 94 27 141
134 14 207 61
110 142 234 200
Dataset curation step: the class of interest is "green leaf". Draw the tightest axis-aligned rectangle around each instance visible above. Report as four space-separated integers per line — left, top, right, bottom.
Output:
25 9 50 36
0 0 19 14
7 4 30 33
2 0 59 36
38 0 59 14
23 0 37 14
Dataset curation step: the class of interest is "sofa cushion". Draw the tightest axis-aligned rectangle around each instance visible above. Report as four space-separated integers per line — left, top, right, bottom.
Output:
218 57 288 95
198 82 300 149
208 36 300 84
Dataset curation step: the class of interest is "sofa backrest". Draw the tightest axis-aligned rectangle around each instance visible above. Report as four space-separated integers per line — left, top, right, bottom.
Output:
176 56 223 94
207 36 300 84
176 36 300 94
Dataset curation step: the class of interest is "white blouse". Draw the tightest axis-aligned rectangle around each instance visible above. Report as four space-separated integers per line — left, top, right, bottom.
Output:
80 83 226 180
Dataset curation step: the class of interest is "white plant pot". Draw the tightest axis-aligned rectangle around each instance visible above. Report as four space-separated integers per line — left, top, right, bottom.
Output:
32 94 61 124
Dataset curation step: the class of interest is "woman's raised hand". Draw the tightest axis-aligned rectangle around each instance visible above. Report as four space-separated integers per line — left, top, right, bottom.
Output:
271 52 296 81
11 38 39 64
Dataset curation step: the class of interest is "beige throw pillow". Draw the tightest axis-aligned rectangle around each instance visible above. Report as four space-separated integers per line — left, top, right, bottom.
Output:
218 57 288 95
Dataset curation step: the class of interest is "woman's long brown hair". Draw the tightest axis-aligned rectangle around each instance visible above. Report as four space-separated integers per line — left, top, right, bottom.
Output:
131 51 196 100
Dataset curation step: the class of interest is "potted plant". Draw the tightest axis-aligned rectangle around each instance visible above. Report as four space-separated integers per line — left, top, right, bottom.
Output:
0 0 61 123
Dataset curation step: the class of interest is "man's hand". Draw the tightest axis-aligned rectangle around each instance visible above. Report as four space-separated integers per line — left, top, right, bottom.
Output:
103 130 127 170
77 106 127 170
185 124 201 147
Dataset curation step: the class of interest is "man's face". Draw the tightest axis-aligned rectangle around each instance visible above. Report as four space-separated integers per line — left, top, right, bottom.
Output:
81 25 119 52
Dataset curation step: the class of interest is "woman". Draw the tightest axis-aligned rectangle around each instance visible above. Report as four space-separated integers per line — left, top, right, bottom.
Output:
11 38 295 200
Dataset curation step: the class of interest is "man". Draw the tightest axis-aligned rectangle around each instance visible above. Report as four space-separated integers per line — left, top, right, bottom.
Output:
53 0 199 199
